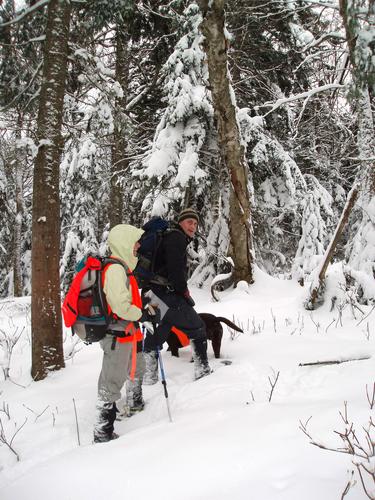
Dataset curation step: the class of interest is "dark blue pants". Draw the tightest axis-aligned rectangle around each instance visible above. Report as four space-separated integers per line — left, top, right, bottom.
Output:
143 288 207 361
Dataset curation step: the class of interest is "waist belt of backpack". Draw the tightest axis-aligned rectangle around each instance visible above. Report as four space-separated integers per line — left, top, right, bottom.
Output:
149 275 171 287
106 329 135 338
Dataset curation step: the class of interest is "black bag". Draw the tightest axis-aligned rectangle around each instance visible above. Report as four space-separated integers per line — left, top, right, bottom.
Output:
133 217 171 289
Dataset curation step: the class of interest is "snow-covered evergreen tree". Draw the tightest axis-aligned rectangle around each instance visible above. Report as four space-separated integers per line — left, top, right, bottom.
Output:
135 2 215 220
292 175 334 284
60 135 102 291
341 0 375 302
239 111 308 274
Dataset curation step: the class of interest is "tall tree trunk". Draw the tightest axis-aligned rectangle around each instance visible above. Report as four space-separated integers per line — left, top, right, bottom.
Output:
110 28 130 227
31 0 71 381
199 0 254 284
339 0 375 278
13 112 24 297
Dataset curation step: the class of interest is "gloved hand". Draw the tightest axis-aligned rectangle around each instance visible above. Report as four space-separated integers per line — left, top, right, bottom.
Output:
183 289 195 307
140 303 161 324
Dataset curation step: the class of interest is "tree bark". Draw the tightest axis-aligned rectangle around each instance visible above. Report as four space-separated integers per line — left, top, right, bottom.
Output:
31 0 71 380
110 28 130 227
199 0 254 284
13 114 24 297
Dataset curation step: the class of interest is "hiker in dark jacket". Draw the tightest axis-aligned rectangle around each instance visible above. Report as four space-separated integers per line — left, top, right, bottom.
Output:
143 208 211 383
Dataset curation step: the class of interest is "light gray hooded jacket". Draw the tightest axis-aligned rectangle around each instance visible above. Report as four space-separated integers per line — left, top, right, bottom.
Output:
103 224 144 322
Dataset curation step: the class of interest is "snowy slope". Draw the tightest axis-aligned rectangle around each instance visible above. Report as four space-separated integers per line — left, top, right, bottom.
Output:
0 267 374 500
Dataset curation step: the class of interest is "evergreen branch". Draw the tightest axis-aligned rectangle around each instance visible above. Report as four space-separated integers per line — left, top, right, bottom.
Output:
0 62 43 113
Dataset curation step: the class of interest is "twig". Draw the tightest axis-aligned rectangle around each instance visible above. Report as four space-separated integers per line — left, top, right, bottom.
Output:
73 398 81 446
268 371 280 402
366 383 375 410
0 401 10 419
0 416 28 462
325 318 335 333
309 313 321 333
270 309 277 333
357 305 375 326
22 403 37 414
34 405 49 422
341 470 356 499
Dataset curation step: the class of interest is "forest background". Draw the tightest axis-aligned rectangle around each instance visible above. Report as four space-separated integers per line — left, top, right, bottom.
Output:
0 0 374 379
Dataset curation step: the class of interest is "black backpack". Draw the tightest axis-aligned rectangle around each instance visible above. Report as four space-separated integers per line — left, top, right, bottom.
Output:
134 217 173 289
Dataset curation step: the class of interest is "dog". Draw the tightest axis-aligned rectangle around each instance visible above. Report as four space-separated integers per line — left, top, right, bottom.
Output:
167 313 243 359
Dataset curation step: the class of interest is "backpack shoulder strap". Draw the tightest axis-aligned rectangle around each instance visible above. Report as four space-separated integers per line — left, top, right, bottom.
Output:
104 256 133 276
102 257 142 310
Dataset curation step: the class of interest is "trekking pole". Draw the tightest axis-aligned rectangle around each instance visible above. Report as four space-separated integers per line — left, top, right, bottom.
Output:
151 318 173 423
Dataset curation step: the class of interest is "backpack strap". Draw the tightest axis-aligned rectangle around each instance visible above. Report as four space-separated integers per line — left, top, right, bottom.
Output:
101 256 143 379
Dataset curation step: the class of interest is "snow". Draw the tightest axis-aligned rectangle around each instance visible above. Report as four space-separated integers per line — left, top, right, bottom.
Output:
0 268 374 500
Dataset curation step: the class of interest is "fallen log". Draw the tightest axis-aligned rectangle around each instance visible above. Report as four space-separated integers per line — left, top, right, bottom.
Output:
299 356 371 367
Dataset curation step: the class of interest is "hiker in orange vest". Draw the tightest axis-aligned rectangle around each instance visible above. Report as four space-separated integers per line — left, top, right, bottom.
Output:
94 224 157 443
142 208 211 383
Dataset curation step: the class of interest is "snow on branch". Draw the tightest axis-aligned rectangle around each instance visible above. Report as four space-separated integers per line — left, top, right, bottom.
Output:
260 83 345 117
302 31 345 52
0 0 50 27
302 0 340 11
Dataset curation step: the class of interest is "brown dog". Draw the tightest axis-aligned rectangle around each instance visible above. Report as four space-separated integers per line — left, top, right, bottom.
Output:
167 312 243 359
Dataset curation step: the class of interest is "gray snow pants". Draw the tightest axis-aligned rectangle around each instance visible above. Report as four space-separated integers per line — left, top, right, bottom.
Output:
94 335 144 441
97 335 132 404
97 336 145 404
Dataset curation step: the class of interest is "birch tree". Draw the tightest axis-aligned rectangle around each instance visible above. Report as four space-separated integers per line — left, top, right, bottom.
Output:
198 0 254 284
31 0 71 380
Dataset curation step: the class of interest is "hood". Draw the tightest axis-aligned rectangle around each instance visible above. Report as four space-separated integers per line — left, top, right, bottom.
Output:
108 224 144 270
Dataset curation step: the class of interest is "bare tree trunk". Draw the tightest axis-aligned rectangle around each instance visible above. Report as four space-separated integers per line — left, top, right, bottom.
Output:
31 0 71 380
110 28 130 227
13 112 24 297
307 185 359 309
199 0 254 284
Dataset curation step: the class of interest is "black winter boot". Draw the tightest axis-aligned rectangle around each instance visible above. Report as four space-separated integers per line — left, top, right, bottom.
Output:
191 339 212 380
93 402 118 443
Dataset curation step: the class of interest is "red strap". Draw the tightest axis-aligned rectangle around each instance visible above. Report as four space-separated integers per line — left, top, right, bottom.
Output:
116 322 140 380
129 274 142 308
101 257 143 372
102 256 142 316
171 326 190 347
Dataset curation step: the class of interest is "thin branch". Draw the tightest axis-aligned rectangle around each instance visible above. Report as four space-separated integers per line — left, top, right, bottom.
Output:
73 398 80 446
260 84 345 117
268 371 280 402
299 356 371 367
0 0 50 27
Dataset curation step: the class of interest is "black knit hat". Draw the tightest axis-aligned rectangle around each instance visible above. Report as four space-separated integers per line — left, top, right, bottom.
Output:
178 207 199 224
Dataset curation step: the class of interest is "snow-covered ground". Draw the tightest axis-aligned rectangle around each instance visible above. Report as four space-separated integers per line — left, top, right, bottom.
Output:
0 267 374 499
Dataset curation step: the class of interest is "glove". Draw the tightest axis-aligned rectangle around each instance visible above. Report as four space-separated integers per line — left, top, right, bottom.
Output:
140 303 161 324
183 289 195 307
